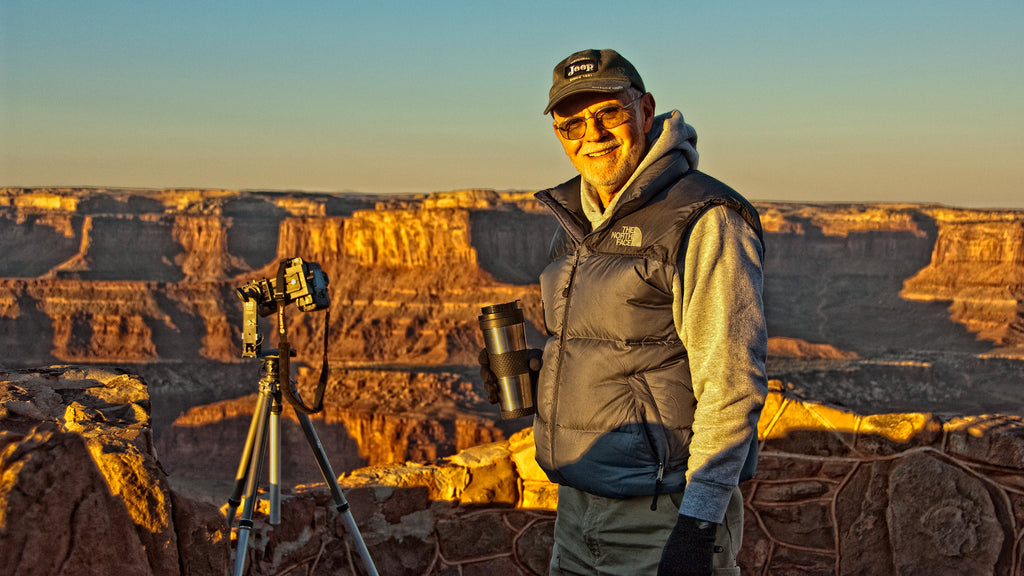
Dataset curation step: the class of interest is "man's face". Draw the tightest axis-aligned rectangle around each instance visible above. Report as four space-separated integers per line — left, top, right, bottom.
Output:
551 91 655 199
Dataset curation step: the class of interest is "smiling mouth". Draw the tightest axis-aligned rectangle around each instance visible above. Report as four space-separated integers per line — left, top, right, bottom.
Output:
585 147 616 158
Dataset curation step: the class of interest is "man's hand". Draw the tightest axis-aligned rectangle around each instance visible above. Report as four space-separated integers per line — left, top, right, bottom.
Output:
478 348 501 403
657 514 718 576
478 347 542 404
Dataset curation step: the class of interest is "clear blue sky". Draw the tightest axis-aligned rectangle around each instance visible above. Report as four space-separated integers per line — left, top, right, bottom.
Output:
2 1 1022 208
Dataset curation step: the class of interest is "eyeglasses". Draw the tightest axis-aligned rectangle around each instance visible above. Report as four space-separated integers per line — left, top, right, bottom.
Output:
554 95 644 140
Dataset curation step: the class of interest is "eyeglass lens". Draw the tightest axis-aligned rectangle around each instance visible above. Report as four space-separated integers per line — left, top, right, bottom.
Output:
556 100 638 140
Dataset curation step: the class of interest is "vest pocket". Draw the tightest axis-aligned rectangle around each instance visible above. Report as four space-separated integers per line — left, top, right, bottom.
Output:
628 375 672 467
630 373 692 478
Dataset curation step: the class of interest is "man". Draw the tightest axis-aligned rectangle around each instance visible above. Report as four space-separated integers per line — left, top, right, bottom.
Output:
484 48 767 575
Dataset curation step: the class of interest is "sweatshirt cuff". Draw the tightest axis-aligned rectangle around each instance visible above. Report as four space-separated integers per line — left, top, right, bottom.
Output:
679 479 735 524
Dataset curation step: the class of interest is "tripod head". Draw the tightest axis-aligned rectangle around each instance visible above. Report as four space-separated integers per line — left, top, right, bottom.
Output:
237 257 330 358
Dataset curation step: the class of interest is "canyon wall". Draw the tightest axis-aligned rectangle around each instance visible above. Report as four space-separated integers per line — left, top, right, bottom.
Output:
2 188 1021 374
0 187 550 374
156 367 507 488
3 186 1024 447
900 208 1024 349
759 202 1024 357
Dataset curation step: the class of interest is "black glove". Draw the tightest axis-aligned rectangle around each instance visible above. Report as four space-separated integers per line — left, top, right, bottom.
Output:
657 514 718 576
478 347 542 404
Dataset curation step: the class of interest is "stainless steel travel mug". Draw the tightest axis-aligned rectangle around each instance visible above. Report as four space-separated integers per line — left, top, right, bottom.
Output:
478 301 535 419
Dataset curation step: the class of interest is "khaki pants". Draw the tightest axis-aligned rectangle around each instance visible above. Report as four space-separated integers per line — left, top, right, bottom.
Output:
549 485 744 576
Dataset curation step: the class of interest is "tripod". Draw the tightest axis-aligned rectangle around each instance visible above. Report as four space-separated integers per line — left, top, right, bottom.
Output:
225 352 378 576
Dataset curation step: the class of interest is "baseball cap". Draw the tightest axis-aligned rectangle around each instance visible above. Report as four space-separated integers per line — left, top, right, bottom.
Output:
543 49 645 114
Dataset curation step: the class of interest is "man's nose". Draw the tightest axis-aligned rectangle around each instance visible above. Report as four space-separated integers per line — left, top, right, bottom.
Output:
584 116 608 140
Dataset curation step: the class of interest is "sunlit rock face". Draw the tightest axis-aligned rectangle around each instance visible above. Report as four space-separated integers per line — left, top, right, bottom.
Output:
0 366 228 576
757 202 1024 358
3 188 1021 371
901 209 1024 349
0 187 550 371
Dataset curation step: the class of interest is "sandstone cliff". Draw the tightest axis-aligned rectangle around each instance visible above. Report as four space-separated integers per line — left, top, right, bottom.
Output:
0 187 548 373
758 202 1024 358
900 208 1024 352
3 188 1021 370
3 186 1024 465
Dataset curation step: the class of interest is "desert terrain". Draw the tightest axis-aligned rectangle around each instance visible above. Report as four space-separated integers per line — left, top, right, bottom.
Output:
3 186 1024 575
1 186 1022 487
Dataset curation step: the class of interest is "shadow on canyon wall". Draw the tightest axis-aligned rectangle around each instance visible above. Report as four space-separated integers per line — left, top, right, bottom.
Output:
469 208 560 285
763 213 991 357
223 196 290 272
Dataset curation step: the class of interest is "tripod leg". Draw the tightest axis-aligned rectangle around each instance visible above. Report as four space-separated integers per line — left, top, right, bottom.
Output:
294 411 379 576
225 388 271 527
268 392 282 525
232 389 272 576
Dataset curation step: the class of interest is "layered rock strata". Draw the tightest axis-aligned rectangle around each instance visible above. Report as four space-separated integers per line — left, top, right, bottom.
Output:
758 202 1024 358
0 187 548 372
3 188 1023 373
901 208 1024 354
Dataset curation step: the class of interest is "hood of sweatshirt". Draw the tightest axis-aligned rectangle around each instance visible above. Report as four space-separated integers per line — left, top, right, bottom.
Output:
582 110 700 228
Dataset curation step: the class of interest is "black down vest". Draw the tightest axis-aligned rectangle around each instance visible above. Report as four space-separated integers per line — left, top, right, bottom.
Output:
533 151 762 499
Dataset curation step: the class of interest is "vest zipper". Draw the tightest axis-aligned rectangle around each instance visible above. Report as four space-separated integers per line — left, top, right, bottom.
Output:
561 262 578 298
639 404 666 511
651 463 664 511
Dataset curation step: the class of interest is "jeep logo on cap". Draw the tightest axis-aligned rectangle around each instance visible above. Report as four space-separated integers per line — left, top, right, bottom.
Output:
564 59 597 79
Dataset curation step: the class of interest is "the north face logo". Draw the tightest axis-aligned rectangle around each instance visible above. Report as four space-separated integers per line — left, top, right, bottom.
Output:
612 225 642 248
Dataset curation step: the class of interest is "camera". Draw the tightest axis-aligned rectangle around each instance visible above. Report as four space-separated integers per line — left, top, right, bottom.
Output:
236 257 330 317
236 257 330 358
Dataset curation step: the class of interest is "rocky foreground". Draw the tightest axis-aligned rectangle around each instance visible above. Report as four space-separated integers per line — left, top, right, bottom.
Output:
3 365 1024 575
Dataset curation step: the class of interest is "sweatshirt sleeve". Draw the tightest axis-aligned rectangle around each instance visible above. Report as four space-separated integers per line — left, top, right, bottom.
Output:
673 205 768 523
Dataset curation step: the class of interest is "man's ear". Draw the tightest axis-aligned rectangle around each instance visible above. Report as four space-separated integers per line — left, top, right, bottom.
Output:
641 92 656 133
